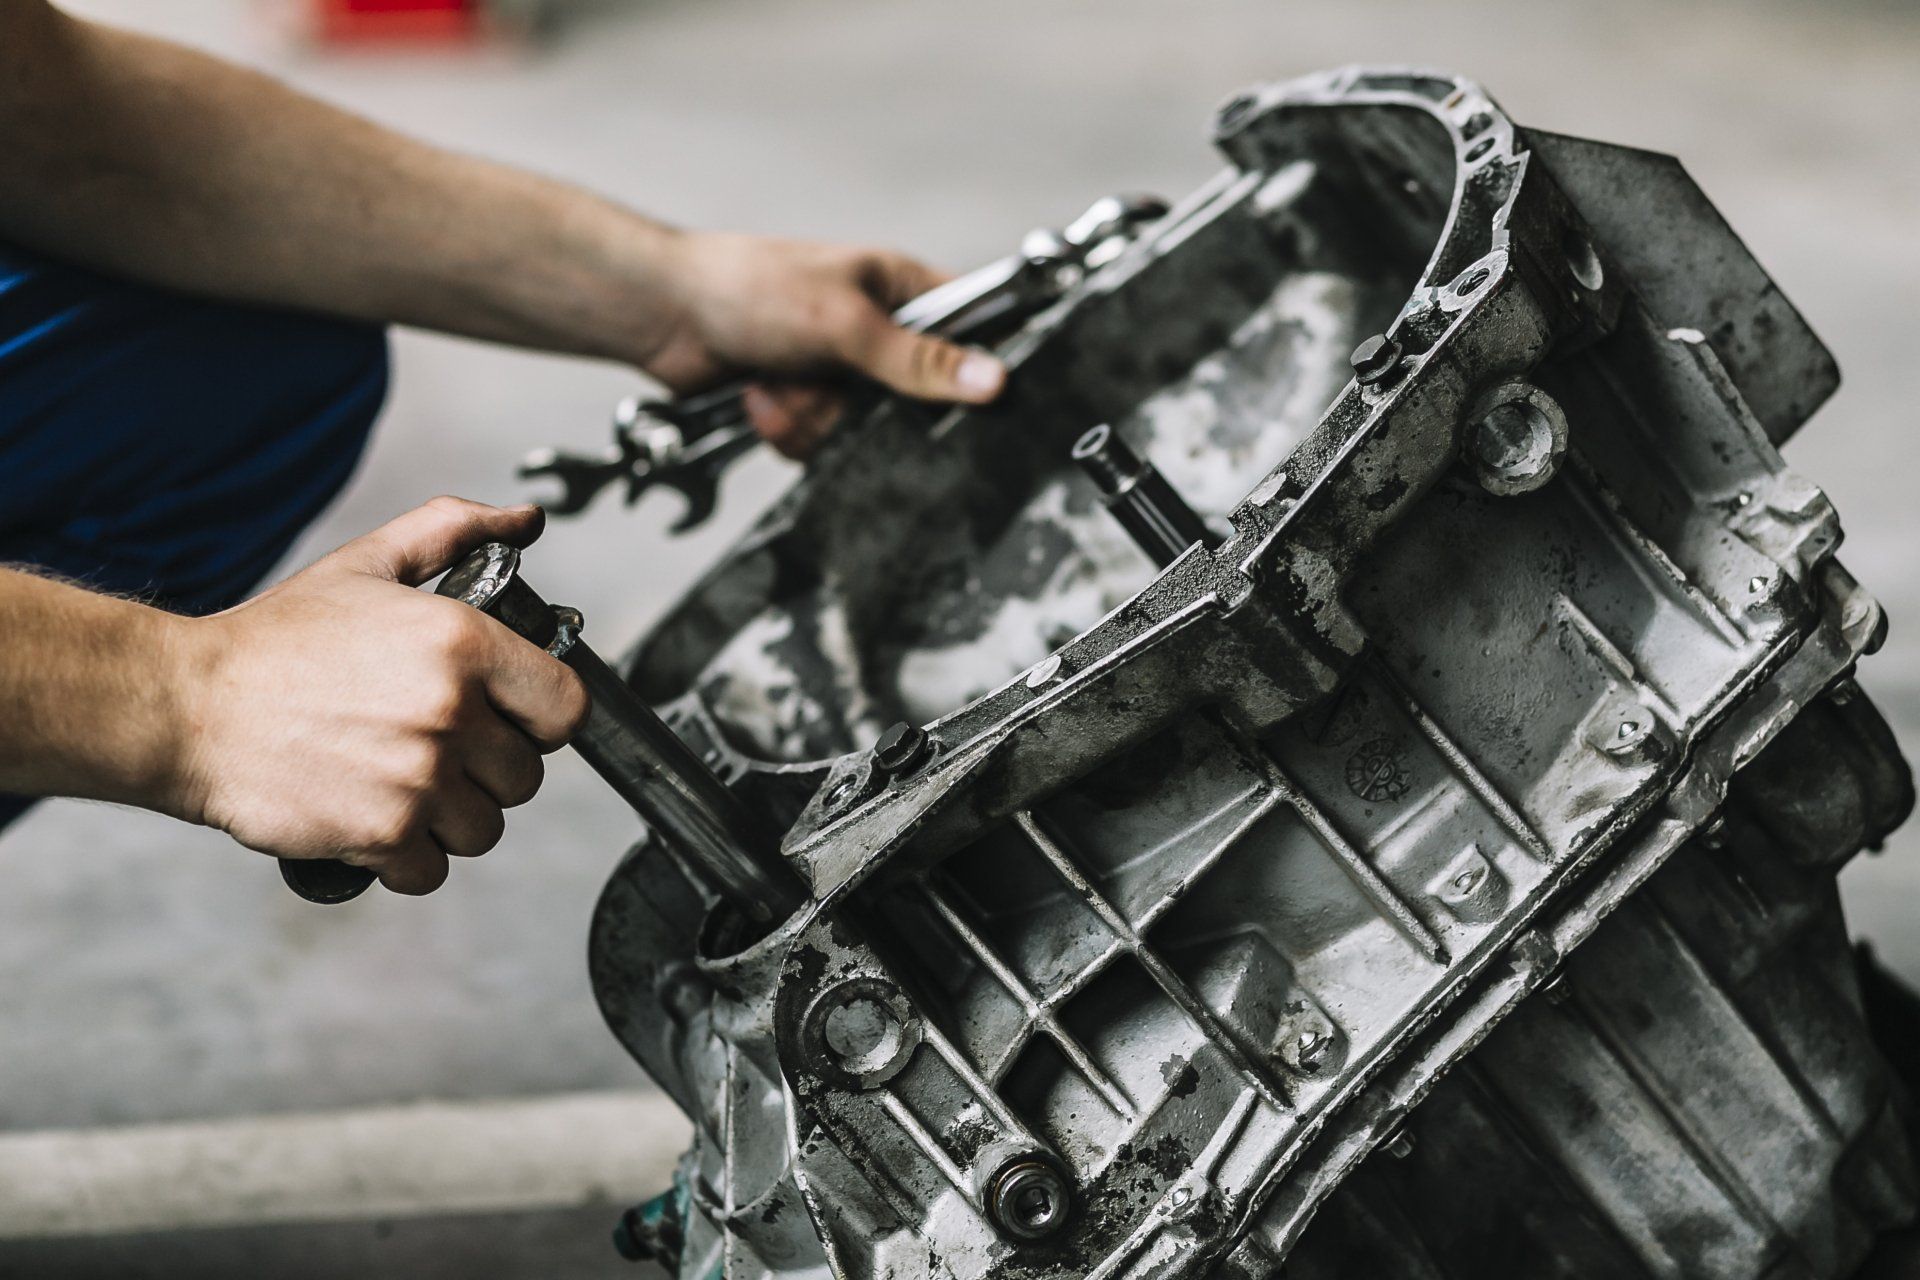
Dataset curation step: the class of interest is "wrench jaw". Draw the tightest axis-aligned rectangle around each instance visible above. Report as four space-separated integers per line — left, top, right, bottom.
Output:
515 432 641 517
515 398 719 523
518 191 1170 531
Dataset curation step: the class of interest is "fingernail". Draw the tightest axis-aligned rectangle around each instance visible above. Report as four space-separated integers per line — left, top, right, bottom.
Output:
954 351 1006 400
509 502 541 515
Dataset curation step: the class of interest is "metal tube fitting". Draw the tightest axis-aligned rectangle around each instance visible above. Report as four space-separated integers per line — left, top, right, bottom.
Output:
1071 424 1216 568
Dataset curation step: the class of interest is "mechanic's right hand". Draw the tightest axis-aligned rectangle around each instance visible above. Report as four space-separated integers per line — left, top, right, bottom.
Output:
167 497 590 895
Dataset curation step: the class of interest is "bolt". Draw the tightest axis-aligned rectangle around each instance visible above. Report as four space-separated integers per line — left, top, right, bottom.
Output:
1217 93 1259 133
610 1196 684 1267
1350 334 1404 386
1279 1017 1337 1076
1293 1026 1332 1074
1601 713 1659 762
1472 400 1560 493
990 1159 1072 1242
873 721 933 776
1829 677 1859 708
1384 1127 1416 1160
1026 654 1064 690
1699 815 1728 850
1542 973 1572 1005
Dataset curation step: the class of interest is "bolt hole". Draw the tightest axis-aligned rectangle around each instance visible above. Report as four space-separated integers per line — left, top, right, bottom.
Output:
1563 228 1604 291
822 997 903 1072
1463 136 1496 164
1455 267 1490 297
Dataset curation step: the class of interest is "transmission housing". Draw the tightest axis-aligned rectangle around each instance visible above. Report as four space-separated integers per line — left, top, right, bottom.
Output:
588 67 1916 1279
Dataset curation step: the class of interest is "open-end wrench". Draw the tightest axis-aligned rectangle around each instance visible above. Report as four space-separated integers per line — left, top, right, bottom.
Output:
517 193 1169 528
278 543 806 919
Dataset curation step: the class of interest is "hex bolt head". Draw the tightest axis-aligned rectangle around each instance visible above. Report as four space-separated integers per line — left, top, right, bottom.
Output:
1384 1127 1416 1160
1216 93 1259 133
1349 334 1405 386
1464 381 1568 497
989 1159 1072 1242
873 721 933 776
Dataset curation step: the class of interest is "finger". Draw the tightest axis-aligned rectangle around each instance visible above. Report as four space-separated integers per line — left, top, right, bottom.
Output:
327 496 546 587
462 714 546 809
475 624 592 752
856 251 952 310
372 833 451 896
427 777 508 859
743 382 846 459
844 320 1005 405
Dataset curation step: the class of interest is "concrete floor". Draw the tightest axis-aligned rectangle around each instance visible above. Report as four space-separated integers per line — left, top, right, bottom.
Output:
3 0 1918 1273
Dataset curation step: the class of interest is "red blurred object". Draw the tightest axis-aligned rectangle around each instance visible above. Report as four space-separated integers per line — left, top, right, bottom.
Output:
311 0 484 44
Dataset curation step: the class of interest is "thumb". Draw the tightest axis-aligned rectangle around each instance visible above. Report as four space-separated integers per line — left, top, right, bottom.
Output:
327 496 546 586
851 322 1006 405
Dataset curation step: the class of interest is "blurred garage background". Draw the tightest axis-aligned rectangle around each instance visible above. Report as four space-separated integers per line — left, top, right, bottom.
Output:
1 0 1916 1275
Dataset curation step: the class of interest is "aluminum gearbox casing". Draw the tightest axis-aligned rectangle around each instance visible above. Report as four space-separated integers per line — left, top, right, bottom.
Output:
586 68 1917 1279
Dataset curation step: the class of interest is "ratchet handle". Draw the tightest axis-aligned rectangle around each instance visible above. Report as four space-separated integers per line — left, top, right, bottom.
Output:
280 856 378 904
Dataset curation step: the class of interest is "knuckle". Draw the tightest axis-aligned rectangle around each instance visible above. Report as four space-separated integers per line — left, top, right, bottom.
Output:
424 602 484 657
425 494 474 519
414 747 448 792
559 674 592 739
391 741 444 794
907 337 956 387
830 303 882 358
362 806 418 854
418 678 469 733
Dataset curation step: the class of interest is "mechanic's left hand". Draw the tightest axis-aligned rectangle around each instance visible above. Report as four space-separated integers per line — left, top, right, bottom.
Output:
641 232 1007 458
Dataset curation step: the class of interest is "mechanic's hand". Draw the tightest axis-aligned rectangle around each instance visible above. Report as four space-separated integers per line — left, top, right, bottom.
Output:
644 232 1007 458
168 497 589 895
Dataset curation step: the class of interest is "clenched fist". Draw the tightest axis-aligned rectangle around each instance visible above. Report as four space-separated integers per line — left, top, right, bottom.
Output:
166 497 589 895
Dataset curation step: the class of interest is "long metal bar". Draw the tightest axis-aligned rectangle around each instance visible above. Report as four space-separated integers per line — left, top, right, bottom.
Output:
281 543 805 921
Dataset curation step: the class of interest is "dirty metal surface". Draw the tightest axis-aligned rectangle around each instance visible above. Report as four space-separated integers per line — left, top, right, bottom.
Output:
587 68 1915 1279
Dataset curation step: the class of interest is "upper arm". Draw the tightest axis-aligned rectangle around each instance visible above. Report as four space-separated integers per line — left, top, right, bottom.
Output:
0 2 72 133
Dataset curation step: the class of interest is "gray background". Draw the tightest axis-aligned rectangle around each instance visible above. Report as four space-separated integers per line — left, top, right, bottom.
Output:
3 0 1917 1271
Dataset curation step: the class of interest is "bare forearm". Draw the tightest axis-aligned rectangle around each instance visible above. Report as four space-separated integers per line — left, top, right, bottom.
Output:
0 3 681 364
0 502 590 894
0 567 192 811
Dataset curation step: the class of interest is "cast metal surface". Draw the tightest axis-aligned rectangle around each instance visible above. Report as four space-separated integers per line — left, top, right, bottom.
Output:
581 68 1916 1279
